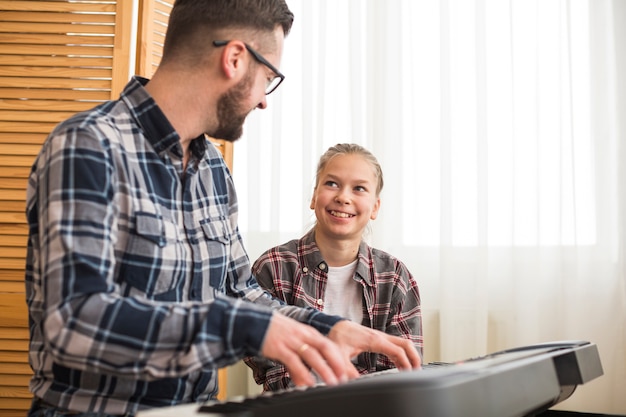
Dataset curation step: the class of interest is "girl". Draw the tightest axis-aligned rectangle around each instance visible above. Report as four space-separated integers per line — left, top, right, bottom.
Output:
245 143 423 391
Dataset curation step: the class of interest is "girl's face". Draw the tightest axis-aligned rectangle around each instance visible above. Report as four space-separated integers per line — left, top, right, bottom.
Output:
310 154 381 242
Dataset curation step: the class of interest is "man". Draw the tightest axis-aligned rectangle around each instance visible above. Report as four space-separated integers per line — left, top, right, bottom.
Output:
25 1 421 415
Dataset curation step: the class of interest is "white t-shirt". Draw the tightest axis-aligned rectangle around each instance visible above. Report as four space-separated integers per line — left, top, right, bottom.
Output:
323 259 363 324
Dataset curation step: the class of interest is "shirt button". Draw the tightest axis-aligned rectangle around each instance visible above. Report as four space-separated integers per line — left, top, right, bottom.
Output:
317 299 324 306
302 267 309 273
319 263 326 270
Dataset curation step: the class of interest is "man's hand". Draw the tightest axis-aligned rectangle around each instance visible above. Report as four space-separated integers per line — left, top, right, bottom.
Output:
260 313 360 387
328 320 422 370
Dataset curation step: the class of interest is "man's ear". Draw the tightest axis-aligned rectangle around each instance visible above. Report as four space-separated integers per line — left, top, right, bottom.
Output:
218 41 247 79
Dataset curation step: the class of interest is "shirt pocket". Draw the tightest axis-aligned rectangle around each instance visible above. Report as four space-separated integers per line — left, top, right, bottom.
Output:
121 211 183 296
199 216 231 290
135 212 168 247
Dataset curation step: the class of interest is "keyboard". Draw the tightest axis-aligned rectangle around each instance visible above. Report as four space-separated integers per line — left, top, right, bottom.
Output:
138 340 603 417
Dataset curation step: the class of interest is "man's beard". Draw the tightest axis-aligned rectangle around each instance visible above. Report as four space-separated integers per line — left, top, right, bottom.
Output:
212 71 255 142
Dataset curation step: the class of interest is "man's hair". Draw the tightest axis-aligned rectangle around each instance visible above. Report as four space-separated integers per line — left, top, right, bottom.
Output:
315 143 384 196
162 0 294 64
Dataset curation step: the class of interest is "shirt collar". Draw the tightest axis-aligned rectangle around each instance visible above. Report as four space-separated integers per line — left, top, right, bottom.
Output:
300 229 375 286
121 76 206 159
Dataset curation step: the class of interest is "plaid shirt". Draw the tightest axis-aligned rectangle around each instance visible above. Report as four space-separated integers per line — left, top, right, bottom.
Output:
24 77 341 415
244 229 423 391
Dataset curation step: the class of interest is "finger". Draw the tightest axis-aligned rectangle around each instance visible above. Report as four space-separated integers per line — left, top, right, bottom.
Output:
279 347 317 387
303 334 358 385
342 355 360 379
373 336 421 370
395 337 421 369
405 341 422 368
295 342 340 386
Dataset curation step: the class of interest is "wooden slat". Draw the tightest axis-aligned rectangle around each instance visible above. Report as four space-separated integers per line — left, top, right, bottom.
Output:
0 386 30 399
0 293 28 327
0 1 116 13
0 190 29 200
0 282 25 292
0 123 57 135
0 78 112 91
0 110 80 123
1 407 35 417
0 375 31 387
154 1 173 15
0 44 113 57
0 145 41 156
1 248 27 258
0 66 112 79
0 184 28 195
0 133 47 145
0 352 28 364
0 327 29 340
0 87 110 101
0 347 26 358
0 167 31 178
0 258 26 269
153 29 166 43
0 236 27 247
0 224 28 235
0 22 116 35
0 202 28 212
0 400 33 415
0 363 31 375
0 276 26 285
0 212 25 223
0 55 112 68
0 99 96 114
1 11 115 25
0 33 114 46
0 270 27 284
0 184 25 194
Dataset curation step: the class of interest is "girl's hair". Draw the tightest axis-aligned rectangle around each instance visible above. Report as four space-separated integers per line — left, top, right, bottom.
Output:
314 143 384 196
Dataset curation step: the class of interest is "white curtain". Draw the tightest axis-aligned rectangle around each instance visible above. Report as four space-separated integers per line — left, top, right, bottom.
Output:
232 0 626 413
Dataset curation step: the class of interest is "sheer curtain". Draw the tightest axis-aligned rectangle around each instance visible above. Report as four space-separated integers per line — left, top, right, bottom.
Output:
233 0 626 413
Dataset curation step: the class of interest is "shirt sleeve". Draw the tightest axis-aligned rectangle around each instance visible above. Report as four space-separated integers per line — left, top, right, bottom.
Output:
379 261 424 367
241 248 345 390
239 252 282 389
28 126 274 381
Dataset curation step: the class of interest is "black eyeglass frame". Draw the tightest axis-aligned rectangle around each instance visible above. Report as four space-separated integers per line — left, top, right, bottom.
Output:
213 40 285 95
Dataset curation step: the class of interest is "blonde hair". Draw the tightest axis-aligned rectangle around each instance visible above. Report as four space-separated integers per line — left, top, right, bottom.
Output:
314 143 384 196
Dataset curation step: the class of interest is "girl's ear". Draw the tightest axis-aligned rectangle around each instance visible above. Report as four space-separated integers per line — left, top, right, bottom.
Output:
370 197 381 220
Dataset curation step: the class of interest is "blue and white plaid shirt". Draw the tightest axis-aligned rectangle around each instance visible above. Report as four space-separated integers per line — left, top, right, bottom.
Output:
25 76 341 415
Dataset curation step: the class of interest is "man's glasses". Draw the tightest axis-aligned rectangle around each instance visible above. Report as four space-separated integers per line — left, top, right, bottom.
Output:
213 40 285 95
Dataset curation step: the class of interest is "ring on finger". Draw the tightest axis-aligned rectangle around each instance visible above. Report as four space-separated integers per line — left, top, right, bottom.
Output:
298 343 310 354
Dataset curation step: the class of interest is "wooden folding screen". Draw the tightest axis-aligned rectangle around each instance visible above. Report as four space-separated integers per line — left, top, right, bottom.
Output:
0 1 230 414
0 2 133 414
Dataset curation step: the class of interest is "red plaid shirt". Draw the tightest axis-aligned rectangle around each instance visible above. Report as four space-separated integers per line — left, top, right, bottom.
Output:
244 229 423 391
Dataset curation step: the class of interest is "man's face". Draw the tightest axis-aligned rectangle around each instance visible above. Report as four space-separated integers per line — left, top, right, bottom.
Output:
212 68 255 142
211 27 285 142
